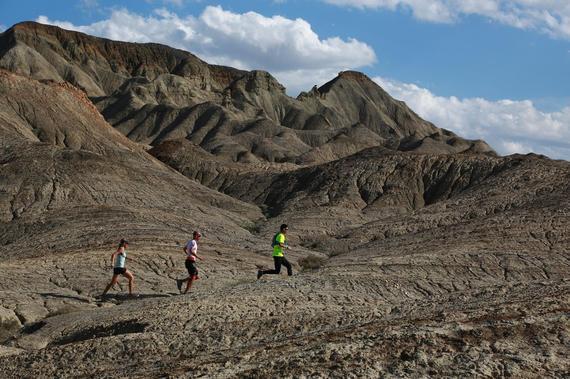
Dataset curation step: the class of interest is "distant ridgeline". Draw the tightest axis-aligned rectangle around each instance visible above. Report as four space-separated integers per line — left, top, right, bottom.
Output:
0 21 494 166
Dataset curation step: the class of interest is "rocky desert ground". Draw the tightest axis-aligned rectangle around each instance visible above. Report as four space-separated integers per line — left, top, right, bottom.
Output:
0 22 568 378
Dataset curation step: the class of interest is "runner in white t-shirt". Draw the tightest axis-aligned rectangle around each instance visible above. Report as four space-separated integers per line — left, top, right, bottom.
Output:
176 231 203 294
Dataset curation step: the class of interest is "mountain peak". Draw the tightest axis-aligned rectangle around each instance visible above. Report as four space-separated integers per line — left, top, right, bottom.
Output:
240 70 286 93
318 70 378 95
11 21 54 31
337 70 373 82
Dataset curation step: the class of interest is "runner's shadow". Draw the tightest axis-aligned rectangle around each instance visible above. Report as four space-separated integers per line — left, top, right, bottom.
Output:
103 293 173 301
40 293 92 303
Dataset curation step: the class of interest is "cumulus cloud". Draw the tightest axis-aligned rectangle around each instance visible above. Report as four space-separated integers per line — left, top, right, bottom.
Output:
323 0 570 39
37 6 375 95
501 141 533 155
374 77 570 160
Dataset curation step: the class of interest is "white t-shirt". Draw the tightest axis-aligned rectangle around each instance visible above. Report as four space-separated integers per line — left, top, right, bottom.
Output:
185 239 198 261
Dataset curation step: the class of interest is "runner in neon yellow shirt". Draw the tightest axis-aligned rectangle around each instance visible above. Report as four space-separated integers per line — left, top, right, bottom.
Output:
257 224 292 279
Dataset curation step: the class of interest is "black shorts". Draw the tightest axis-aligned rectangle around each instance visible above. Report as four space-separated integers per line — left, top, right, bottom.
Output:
185 260 198 276
113 267 127 276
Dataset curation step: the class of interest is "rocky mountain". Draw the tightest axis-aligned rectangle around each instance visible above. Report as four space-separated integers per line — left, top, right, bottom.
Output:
0 22 493 165
0 22 568 378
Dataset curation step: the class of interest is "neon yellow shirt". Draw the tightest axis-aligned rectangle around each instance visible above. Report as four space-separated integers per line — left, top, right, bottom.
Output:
272 233 286 257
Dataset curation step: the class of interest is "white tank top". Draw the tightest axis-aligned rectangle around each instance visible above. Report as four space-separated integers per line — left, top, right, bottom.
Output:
114 249 127 268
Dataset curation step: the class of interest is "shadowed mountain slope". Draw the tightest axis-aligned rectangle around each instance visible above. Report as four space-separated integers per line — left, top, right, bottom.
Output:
150 138 569 251
0 70 262 259
151 140 507 213
1 22 494 165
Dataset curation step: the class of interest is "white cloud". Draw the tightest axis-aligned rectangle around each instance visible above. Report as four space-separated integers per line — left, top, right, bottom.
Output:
501 140 532 155
323 0 570 39
374 76 570 160
37 6 376 95
0 25 5 33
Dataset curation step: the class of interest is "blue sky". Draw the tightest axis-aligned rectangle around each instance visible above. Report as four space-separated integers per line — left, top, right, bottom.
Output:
1 0 570 160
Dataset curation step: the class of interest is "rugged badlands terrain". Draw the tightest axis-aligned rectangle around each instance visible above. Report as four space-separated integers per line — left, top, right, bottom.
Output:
0 22 568 378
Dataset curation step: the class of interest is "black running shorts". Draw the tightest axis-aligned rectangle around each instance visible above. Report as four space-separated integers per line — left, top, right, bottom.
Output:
185 260 198 276
113 267 126 275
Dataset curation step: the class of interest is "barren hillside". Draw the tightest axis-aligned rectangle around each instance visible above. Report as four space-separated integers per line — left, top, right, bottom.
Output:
1 22 494 164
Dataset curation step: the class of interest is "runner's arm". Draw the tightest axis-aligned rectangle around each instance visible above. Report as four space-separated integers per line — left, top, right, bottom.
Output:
278 236 288 249
191 246 203 261
111 247 126 265
110 251 118 266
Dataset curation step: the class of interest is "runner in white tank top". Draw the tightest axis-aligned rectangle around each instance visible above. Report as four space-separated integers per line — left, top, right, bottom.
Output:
101 239 135 298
